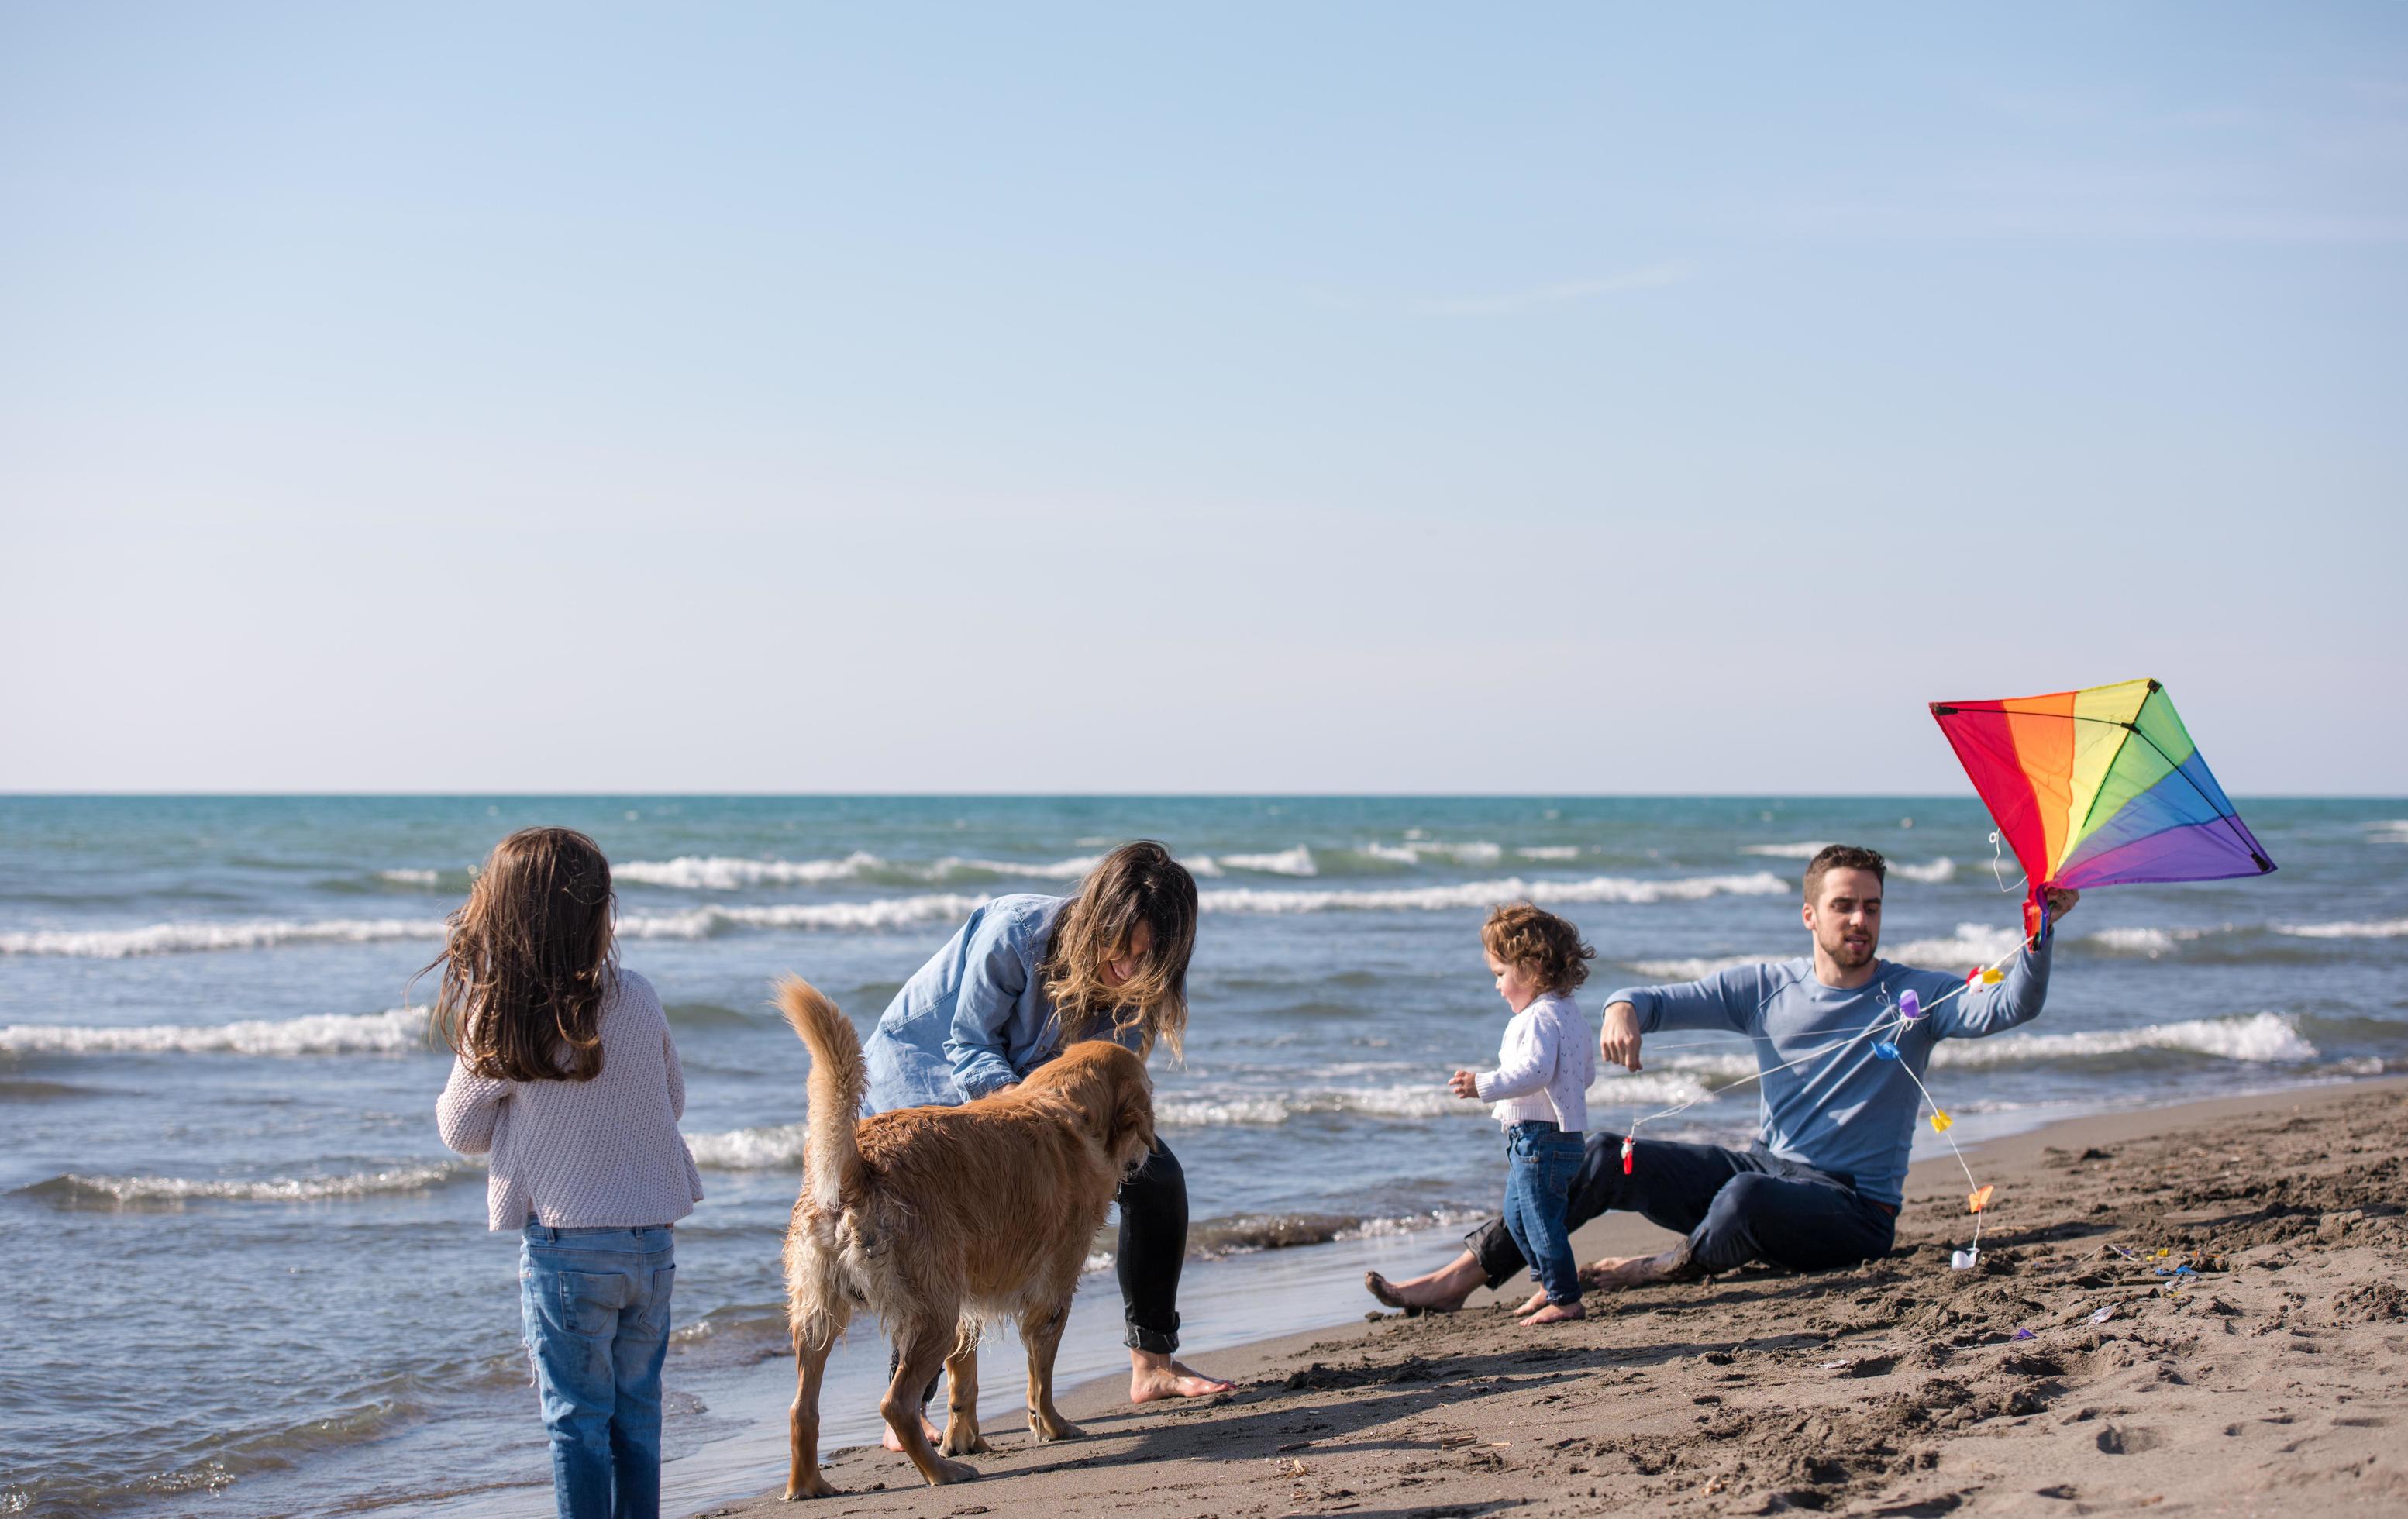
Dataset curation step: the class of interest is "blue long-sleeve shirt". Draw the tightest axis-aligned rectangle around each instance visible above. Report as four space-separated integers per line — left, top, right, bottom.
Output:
861 894 1144 1114
1603 936 2053 1207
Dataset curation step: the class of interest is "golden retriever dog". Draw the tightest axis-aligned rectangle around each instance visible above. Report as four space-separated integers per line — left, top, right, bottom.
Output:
775 976 1154 1497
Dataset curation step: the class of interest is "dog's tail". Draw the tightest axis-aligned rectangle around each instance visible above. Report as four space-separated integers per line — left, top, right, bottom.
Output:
777 976 866 1209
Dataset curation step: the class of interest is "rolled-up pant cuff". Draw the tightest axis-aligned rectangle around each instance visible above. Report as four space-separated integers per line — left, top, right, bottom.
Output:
1463 1219 1524 1292
1123 1316 1180 1355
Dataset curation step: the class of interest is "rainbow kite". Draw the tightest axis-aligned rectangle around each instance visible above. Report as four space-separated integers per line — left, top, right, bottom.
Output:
1931 678 2274 938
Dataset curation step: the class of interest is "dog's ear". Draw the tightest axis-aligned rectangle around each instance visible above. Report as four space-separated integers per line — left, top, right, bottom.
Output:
1106 1057 1156 1173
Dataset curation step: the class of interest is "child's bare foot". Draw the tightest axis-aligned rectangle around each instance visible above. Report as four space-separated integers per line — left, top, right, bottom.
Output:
1525 1300 1585 1324
1510 1287 1549 1317
881 1411 941 1452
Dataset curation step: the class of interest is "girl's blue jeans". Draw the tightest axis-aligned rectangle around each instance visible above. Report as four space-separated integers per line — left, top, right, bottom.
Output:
520 1222 676 1519
1500 1121 1584 1305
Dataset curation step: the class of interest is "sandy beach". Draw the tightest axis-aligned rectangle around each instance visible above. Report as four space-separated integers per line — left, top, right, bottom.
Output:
695 1077 2406 1517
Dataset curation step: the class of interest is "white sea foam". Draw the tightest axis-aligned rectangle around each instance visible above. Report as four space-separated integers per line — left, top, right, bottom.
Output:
616 895 987 939
1741 841 1832 859
2365 820 2408 845
2276 918 2408 940
1887 923 2027 967
1215 846 1319 877
1151 1070 1719 1128
1197 871 1789 916
684 1122 809 1170
0 916 448 959
615 852 1102 889
1929 1011 2317 1068
1893 857 1956 884
2087 927 2181 956
24 1162 473 1205
1354 840 1506 866
1624 954 1765 981
10 870 1787 961
378 869 440 886
0 1008 432 1057
615 852 886 889
1515 845 1581 860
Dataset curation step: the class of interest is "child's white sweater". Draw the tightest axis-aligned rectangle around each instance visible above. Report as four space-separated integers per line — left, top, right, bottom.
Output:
1473 991 1596 1132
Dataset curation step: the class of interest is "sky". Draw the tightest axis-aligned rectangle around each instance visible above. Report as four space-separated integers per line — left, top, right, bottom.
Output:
2 3 2403 794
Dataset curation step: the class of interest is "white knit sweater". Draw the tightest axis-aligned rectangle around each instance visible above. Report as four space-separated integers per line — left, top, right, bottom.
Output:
436 968 705 1231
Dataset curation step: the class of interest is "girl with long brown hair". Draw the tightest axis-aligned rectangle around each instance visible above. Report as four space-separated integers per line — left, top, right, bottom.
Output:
860 839 1232 1429
429 828 702 1519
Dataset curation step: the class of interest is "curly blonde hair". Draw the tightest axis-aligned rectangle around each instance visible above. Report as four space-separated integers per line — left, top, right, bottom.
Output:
1481 902 1594 996
1041 841 1197 1059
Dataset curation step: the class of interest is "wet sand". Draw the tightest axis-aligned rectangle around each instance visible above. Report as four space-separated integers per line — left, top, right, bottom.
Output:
697 1078 2407 1517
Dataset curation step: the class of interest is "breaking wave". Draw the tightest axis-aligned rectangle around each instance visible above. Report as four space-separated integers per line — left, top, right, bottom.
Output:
0 1008 429 1056
684 1122 808 1170
2276 918 2408 940
1197 872 1789 915
1929 1011 2317 1068
17 1162 475 1207
0 917 447 958
1622 954 1763 981
615 852 1101 890
1209 846 1320 876
1741 841 1832 859
615 896 986 939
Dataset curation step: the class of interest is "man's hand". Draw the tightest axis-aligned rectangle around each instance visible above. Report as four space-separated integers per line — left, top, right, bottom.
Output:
2042 887 2081 922
1447 1069 1481 1100
1599 1001 1642 1072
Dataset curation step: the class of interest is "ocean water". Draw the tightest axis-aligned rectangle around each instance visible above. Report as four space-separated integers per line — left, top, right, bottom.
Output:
4 795 2403 1516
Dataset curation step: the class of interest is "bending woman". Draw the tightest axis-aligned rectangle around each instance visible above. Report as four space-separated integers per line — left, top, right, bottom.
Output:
862 839 1233 1423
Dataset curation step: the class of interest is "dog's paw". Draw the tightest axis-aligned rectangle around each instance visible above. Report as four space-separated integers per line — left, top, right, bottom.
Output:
938 1426 990 1456
1031 1416 1085 1443
781 1472 840 1500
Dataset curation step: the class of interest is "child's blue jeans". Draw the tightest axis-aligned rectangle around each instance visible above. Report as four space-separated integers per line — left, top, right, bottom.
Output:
1500 1121 1584 1305
520 1222 676 1519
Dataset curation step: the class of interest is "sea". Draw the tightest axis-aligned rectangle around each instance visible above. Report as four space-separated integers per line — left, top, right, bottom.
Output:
4 795 2403 1517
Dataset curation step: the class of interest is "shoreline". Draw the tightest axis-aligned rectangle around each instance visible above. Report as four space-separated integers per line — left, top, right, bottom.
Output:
684 1073 2408 1517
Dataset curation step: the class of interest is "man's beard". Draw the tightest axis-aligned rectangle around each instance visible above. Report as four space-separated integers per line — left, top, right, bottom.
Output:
1824 934 1876 968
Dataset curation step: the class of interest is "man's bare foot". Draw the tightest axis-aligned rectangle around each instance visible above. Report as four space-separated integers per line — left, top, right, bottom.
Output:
880 1412 940 1452
1129 1352 1234 1404
1525 1300 1586 1324
1511 1287 1549 1318
1579 1245 1700 1290
1364 1252 1486 1314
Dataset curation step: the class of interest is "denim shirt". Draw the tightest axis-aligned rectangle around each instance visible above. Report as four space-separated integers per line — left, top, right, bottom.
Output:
861 894 1144 1114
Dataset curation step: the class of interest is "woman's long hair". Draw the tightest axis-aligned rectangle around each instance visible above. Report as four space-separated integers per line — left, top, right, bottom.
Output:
420 827 618 1083
1041 840 1197 1058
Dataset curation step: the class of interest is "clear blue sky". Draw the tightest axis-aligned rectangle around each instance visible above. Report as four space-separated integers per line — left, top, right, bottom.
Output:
3 4 2402 793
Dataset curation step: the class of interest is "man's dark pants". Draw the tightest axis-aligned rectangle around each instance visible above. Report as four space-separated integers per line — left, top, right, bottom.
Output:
1464 1132 1896 1287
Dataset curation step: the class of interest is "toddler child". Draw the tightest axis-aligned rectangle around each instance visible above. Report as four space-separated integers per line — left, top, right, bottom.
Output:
430 828 704 1519
1448 903 1597 1324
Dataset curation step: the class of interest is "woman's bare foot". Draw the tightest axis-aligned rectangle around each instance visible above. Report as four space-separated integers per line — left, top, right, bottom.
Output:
1511 1287 1549 1318
881 1411 941 1452
1364 1252 1486 1314
1525 1300 1586 1324
1128 1350 1234 1404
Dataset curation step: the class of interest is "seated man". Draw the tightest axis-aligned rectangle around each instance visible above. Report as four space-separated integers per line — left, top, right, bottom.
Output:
1369 845 2078 1312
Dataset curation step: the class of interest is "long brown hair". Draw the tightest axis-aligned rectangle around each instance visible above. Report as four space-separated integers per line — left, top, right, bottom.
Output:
1041 840 1197 1058
420 827 618 1083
